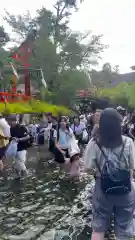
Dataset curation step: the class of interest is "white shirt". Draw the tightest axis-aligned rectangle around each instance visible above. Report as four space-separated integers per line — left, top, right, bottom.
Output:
48 123 52 129
130 124 134 130
84 135 135 174
0 118 10 137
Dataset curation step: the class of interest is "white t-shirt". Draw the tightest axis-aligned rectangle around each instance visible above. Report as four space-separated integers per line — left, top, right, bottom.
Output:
48 123 52 129
130 124 134 130
29 124 37 135
80 119 87 127
0 118 10 137
129 124 135 137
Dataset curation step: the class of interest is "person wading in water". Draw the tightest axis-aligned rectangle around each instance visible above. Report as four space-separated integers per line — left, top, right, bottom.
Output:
84 108 135 240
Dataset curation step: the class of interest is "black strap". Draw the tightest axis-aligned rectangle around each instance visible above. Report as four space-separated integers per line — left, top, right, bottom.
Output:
95 140 107 161
73 124 75 134
50 128 59 140
113 141 126 162
113 141 129 168
57 128 59 141
50 128 54 138
95 140 105 174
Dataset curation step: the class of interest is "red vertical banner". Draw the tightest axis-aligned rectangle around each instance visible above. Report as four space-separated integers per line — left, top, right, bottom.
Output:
11 32 34 97
24 69 31 96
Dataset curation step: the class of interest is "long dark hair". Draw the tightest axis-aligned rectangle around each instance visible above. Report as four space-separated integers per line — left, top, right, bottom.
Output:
73 116 80 125
98 108 122 149
57 116 70 140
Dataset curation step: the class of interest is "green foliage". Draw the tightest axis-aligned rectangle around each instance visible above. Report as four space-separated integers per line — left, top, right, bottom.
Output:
0 101 71 115
4 10 34 40
47 69 91 106
0 26 10 89
0 26 9 46
90 62 119 88
1 0 106 108
95 82 135 108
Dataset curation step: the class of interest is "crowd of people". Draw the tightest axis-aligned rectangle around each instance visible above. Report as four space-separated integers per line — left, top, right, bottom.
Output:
0 110 101 178
0 112 89 179
0 107 135 239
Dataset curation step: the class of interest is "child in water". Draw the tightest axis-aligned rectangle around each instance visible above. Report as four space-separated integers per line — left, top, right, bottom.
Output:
69 153 81 178
64 153 82 179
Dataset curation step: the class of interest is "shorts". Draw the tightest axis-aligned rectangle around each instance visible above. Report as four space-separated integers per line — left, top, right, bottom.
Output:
0 146 8 159
37 135 44 145
62 149 69 158
13 150 27 173
92 178 135 238
53 148 69 163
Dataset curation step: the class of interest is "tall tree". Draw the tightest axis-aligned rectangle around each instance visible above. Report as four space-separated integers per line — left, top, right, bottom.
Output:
4 10 34 41
0 26 9 46
3 0 107 106
90 63 119 88
0 26 10 90
102 62 112 72
113 65 119 74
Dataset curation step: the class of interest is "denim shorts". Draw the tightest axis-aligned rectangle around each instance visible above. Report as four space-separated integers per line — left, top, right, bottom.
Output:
92 178 135 238
0 146 7 159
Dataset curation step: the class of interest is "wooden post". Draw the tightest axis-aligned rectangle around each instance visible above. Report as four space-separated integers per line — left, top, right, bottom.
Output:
24 69 31 96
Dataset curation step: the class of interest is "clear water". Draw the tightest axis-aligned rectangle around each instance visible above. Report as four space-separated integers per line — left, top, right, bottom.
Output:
0 148 114 240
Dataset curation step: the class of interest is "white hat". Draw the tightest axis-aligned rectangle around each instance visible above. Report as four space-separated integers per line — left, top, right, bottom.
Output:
80 115 85 119
70 150 80 158
116 106 125 111
69 139 80 157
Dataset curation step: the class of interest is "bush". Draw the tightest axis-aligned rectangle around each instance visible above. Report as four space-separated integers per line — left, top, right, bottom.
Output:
95 83 132 107
0 101 72 116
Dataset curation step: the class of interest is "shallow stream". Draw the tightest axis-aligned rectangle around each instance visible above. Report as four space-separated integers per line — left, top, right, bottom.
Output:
0 148 115 240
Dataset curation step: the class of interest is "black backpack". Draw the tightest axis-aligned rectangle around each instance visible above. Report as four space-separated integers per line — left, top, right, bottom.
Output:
49 129 55 152
48 128 60 152
95 139 131 195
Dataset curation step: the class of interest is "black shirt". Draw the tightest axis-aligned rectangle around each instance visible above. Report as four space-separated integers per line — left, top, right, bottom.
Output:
10 124 29 151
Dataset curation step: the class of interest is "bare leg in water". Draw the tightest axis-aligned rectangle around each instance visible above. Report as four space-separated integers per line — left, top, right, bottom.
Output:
91 232 104 240
0 160 3 171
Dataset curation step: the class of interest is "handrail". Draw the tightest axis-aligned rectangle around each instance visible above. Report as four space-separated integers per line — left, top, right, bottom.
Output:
0 92 28 97
0 92 31 102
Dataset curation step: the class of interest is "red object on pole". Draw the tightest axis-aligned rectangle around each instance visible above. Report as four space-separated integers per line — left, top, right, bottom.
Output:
24 69 31 96
12 84 16 93
0 92 30 102
76 89 89 97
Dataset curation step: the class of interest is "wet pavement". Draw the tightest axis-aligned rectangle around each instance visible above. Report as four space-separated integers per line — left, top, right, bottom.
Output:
0 147 115 239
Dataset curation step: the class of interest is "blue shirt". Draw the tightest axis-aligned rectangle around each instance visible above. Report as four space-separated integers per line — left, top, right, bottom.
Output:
58 129 72 149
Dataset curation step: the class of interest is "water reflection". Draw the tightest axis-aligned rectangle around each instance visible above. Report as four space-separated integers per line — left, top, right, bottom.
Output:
0 152 113 240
